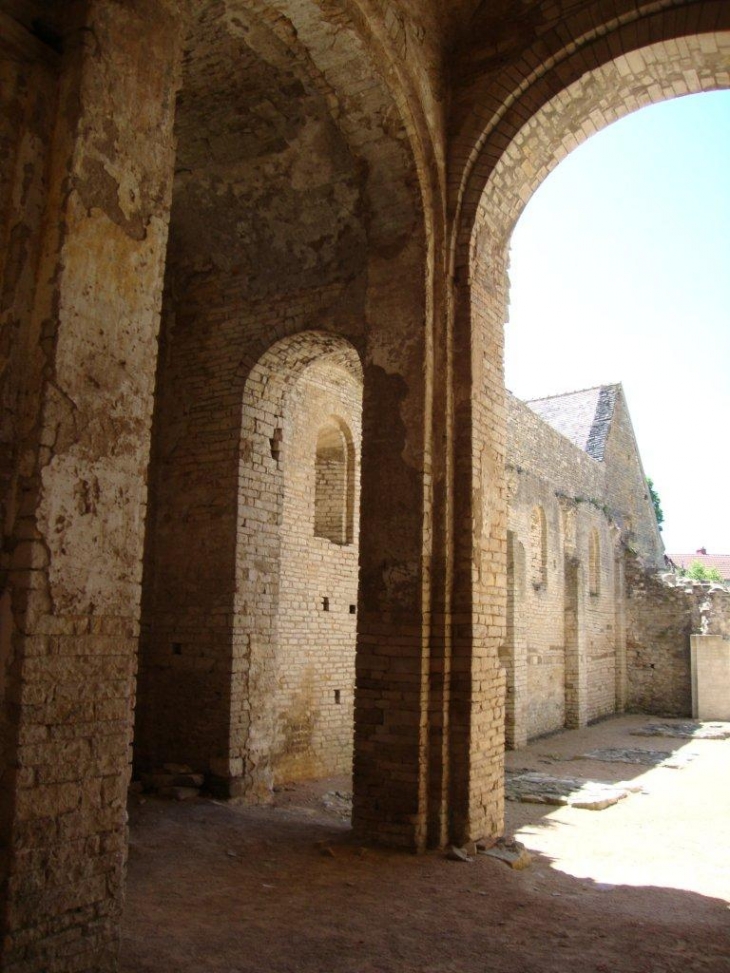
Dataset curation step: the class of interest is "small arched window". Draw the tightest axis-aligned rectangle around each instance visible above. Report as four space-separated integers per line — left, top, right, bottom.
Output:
588 528 600 596
314 420 354 545
529 506 547 589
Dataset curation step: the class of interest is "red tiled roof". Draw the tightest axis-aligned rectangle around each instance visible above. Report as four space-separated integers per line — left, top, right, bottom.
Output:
667 553 730 579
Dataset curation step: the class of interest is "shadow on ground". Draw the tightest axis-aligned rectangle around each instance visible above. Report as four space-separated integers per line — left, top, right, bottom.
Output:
121 716 730 973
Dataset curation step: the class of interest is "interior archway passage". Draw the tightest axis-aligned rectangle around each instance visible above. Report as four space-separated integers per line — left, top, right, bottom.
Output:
447 24 730 839
234 334 363 797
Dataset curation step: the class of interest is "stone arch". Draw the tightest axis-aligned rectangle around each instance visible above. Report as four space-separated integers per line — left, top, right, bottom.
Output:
234 331 363 797
445 16 730 837
314 416 356 546
138 0 433 819
450 3 730 269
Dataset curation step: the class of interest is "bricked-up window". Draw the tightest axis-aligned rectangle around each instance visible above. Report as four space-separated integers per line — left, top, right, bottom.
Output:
314 420 354 545
529 506 547 589
589 529 600 596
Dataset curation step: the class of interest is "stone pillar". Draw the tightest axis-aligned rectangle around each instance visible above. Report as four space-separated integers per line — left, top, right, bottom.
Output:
0 3 182 969
351 246 432 849
502 532 528 749
564 557 588 728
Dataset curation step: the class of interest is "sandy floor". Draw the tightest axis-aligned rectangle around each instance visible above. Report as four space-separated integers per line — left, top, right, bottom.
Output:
121 715 730 972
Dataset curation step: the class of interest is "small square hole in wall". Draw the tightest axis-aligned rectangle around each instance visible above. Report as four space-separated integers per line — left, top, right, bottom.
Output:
334 689 341 704
322 597 329 612
172 642 182 655
349 604 356 614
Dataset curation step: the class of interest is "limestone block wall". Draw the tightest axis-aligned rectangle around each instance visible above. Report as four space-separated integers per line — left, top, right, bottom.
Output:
272 359 361 782
601 394 664 569
506 471 566 739
626 564 693 717
0 3 183 969
584 551 619 724
627 563 730 717
506 395 625 741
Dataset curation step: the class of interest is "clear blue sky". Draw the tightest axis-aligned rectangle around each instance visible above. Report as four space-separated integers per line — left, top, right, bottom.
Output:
506 90 730 555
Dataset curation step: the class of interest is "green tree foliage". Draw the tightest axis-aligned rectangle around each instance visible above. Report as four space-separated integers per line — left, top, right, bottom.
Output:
686 561 723 583
647 477 664 531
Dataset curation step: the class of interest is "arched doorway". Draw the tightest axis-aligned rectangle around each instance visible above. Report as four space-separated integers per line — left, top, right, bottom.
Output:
233 332 362 800
448 20 730 833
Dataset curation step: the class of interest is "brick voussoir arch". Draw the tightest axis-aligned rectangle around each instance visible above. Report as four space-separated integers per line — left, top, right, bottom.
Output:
449 0 730 273
441 3 730 856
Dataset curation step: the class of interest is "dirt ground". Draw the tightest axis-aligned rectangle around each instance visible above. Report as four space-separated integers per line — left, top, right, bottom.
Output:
120 715 730 973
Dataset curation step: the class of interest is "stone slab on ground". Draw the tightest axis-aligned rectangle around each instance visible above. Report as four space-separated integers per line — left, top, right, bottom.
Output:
580 748 697 769
481 837 532 870
631 722 730 741
505 772 634 810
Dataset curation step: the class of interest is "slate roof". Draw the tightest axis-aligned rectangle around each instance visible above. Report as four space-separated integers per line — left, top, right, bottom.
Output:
667 552 730 581
525 384 620 462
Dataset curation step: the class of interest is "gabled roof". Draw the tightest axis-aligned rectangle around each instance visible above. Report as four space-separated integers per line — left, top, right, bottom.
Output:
525 384 620 462
667 552 730 580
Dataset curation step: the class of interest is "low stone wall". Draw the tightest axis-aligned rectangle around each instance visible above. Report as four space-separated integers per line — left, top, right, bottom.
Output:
626 558 730 717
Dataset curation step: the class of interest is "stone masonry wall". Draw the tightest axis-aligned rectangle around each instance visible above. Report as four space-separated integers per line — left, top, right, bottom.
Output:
626 559 730 717
507 396 618 739
601 395 664 569
0 2 183 969
273 359 361 782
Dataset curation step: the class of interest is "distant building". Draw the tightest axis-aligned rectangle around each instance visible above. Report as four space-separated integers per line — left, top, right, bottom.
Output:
503 383 665 747
667 549 730 582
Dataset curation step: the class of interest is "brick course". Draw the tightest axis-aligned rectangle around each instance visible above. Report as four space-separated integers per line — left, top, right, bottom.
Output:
2 2 729 968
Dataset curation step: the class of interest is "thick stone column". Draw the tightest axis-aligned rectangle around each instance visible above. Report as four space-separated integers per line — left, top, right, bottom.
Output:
0 3 182 969
353 244 509 851
351 244 433 851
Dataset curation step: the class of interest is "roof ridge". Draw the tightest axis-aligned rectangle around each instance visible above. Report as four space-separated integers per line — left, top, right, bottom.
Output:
525 382 621 404
669 552 730 557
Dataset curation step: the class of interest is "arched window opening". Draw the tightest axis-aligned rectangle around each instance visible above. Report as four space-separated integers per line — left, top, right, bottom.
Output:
529 505 547 589
314 420 353 545
589 528 601 596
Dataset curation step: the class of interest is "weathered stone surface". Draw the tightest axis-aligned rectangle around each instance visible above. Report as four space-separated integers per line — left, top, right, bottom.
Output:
482 837 532 870
631 722 730 741
581 748 696 769
3 4 730 971
505 773 633 810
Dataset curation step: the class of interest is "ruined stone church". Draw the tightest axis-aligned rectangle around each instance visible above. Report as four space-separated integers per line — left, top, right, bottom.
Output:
1 1 728 969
